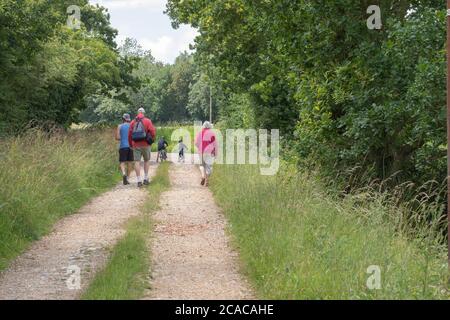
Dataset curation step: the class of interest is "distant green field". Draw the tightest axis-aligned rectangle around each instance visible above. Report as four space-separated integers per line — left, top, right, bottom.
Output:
152 126 196 154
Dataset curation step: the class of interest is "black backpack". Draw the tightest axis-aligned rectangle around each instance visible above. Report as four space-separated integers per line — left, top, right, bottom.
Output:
131 118 147 142
146 132 154 145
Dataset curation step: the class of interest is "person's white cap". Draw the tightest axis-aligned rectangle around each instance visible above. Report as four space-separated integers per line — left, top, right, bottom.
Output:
202 121 212 129
138 107 145 114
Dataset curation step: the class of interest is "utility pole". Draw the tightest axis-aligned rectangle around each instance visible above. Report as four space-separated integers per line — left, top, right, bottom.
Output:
447 0 450 272
209 85 213 123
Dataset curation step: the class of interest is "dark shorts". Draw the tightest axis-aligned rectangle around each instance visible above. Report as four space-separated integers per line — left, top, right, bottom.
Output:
119 148 134 162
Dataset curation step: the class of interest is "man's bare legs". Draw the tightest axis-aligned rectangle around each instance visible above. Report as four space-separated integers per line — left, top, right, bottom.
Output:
119 162 127 176
143 160 150 184
134 147 151 187
135 162 149 186
127 162 133 177
120 162 130 185
135 160 142 185
120 162 133 177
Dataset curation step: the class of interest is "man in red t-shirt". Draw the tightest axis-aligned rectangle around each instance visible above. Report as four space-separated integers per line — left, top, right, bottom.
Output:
128 107 156 187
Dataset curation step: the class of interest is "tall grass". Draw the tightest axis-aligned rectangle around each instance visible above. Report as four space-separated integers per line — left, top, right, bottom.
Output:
82 162 171 300
0 127 119 270
210 163 449 299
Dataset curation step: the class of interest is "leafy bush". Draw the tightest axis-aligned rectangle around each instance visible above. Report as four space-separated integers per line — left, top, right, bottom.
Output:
294 6 447 188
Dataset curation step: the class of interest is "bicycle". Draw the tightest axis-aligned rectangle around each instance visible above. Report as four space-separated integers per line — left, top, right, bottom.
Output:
157 149 168 162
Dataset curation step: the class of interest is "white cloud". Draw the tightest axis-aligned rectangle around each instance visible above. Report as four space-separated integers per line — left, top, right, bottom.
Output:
132 27 198 63
90 0 198 64
140 36 174 61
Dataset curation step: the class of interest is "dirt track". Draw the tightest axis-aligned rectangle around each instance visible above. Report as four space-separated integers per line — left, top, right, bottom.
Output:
0 161 158 300
144 161 254 300
0 155 253 300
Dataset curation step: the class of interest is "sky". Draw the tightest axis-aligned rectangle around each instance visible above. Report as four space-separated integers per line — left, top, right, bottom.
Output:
90 0 197 64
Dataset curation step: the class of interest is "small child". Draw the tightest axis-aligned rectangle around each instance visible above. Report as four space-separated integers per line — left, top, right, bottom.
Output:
157 136 168 162
178 138 188 163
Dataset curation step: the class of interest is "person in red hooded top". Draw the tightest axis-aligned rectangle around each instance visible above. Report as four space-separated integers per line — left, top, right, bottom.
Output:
128 107 156 187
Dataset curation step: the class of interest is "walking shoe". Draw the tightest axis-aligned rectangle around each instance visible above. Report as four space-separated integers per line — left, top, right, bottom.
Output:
123 176 129 185
200 178 206 186
143 179 150 186
138 182 143 188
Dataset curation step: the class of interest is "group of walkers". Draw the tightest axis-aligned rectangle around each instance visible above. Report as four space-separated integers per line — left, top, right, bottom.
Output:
116 107 156 187
116 107 217 187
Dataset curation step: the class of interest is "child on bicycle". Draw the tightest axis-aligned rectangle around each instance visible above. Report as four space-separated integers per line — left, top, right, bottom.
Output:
157 136 169 162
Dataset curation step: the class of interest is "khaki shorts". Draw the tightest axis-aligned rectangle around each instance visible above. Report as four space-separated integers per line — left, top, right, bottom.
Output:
133 146 151 162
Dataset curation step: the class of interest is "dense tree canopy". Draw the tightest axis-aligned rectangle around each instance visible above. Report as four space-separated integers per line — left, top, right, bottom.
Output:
0 1 220 131
0 0 137 133
166 0 447 188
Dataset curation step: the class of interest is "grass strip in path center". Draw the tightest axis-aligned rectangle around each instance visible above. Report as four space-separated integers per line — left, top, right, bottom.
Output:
81 162 170 300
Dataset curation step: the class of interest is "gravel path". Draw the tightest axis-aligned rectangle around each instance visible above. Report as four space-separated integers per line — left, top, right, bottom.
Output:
144 161 254 300
0 159 158 300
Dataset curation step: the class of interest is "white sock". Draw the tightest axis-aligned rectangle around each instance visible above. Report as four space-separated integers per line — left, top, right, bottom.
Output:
137 176 142 183
144 174 148 181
